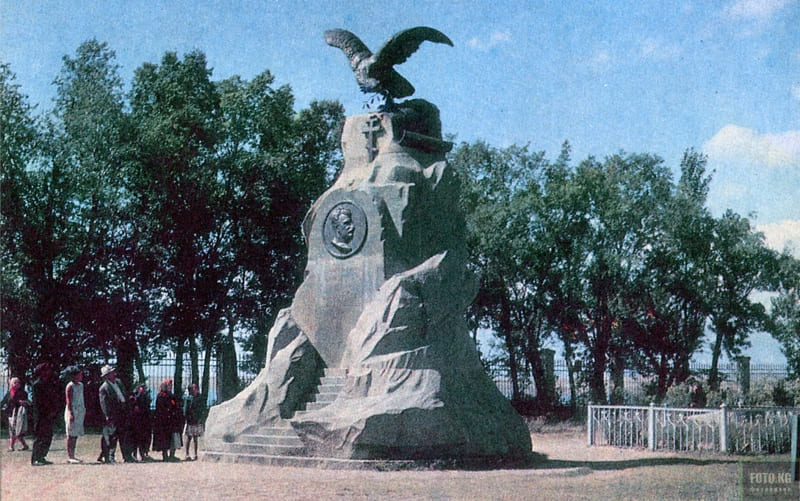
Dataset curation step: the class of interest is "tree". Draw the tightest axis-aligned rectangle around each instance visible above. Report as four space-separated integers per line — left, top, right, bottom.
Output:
623 150 714 398
129 50 223 395
706 211 775 390
0 62 42 377
536 142 593 408
453 141 561 405
768 252 800 378
1 41 136 379
214 71 343 396
570 152 674 403
49 39 140 383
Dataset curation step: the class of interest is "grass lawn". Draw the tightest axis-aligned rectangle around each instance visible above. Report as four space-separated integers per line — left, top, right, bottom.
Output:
0 427 761 500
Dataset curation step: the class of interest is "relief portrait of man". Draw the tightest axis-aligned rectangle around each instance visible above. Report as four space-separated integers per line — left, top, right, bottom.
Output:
330 205 355 253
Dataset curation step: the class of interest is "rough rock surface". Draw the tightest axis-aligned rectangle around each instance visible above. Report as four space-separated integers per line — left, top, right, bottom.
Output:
205 101 531 460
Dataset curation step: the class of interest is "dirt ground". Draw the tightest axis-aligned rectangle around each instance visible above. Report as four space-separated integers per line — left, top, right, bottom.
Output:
1 428 746 501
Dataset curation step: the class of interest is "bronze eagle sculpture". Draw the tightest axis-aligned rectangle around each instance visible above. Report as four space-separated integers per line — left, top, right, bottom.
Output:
324 27 453 108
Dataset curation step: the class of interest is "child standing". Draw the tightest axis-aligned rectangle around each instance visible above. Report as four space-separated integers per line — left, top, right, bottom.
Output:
183 383 205 461
6 377 30 451
64 366 85 463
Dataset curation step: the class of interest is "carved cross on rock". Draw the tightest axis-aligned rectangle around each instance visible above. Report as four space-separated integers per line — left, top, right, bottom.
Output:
360 114 383 161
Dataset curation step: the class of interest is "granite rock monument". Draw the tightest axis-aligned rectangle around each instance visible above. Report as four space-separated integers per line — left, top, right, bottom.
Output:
204 27 531 461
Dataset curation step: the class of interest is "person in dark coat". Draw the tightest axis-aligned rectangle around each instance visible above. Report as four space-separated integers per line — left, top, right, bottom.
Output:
152 380 183 462
689 379 707 408
97 364 133 463
130 383 153 461
31 363 61 466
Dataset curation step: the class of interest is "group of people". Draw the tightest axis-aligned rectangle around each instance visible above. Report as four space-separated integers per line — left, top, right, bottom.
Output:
5 362 206 465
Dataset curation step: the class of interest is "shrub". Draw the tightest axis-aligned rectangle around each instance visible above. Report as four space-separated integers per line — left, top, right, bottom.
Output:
745 377 799 407
663 382 693 407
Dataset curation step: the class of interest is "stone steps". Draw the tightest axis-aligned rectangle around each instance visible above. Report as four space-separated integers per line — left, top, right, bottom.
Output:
203 368 345 461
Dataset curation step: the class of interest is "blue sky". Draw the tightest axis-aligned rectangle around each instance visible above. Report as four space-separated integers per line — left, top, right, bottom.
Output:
3 0 798 363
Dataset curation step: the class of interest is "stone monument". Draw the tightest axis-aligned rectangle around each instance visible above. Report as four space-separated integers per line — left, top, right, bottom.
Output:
204 27 531 462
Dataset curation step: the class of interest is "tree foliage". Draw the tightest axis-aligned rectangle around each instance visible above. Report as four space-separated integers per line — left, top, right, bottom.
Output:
0 43 343 396
768 253 800 378
451 140 791 406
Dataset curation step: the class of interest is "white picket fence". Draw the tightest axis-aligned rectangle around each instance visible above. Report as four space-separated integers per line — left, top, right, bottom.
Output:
587 403 799 454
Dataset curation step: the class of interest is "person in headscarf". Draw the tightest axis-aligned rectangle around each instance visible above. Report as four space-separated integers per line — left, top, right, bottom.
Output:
152 379 183 462
6 376 31 452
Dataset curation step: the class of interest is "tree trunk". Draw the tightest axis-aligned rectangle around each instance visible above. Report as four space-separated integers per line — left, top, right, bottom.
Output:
709 329 725 391
174 338 185 396
201 344 211 401
526 346 555 410
609 352 625 404
189 335 199 386
219 314 240 402
500 291 520 401
116 334 137 391
134 345 146 385
657 356 670 399
505 332 521 402
564 345 578 410
589 318 611 404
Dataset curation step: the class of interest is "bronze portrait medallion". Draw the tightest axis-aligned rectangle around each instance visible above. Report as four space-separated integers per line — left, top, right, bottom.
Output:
322 201 367 258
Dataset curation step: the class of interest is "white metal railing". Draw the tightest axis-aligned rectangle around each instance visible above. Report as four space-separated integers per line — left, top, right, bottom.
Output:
588 403 799 454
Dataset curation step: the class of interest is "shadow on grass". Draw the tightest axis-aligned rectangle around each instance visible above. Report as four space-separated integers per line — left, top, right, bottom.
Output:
406 452 738 472
535 455 738 471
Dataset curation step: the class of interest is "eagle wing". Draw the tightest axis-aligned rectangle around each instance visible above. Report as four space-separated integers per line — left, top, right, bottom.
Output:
372 27 453 72
324 29 373 71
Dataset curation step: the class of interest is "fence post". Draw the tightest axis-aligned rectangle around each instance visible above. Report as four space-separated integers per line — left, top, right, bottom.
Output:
541 348 556 401
735 355 750 396
610 355 625 404
791 413 799 482
587 403 594 446
648 402 655 451
719 403 728 453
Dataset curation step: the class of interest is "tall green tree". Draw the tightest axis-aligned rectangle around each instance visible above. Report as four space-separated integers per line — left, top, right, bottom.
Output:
1 41 135 378
129 50 223 394
49 39 140 382
706 211 776 389
214 71 343 396
623 150 714 398
767 252 800 378
0 62 42 377
453 141 560 404
573 152 673 403
535 142 593 408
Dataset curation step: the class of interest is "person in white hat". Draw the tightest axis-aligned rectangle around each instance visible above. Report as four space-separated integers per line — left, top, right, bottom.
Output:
97 365 127 463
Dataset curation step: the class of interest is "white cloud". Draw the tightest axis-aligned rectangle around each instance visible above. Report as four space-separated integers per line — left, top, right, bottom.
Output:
587 48 612 73
724 0 793 21
758 219 800 256
640 38 683 61
467 30 511 50
703 125 800 169
714 179 749 201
